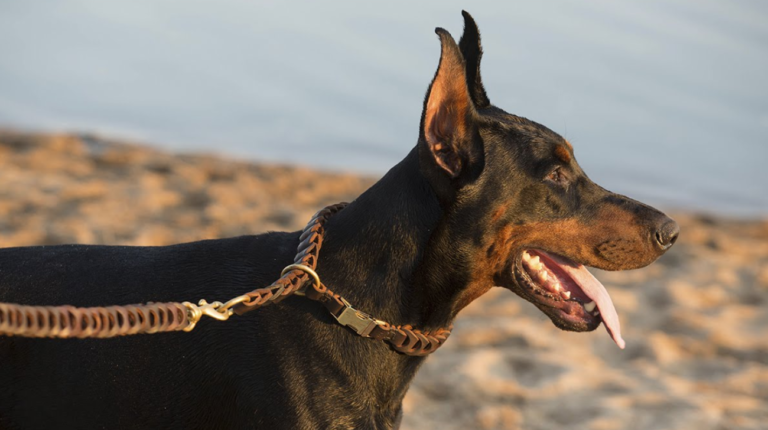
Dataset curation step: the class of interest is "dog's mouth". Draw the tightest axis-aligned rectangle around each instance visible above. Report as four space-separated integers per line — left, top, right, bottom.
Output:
511 249 626 349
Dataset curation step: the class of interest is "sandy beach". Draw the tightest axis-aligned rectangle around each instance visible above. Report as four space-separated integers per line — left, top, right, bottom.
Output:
1 131 766 430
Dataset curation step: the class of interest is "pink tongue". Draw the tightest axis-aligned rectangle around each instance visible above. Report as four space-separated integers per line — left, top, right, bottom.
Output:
546 253 626 349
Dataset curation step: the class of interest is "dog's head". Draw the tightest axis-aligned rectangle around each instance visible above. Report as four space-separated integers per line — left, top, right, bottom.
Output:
418 12 678 348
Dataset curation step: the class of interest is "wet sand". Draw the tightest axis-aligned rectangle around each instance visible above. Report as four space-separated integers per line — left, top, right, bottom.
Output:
1 131 766 430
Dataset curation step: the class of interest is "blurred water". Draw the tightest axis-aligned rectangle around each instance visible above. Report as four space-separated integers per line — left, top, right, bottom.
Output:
1 1 766 217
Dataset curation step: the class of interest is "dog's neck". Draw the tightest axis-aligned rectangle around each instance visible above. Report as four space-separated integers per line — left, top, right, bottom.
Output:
320 147 482 333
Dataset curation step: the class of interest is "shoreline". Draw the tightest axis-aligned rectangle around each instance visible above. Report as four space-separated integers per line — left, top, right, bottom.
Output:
3 126 765 221
2 130 766 430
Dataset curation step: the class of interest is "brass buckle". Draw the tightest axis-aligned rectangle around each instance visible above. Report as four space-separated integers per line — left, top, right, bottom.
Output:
334 298 379 338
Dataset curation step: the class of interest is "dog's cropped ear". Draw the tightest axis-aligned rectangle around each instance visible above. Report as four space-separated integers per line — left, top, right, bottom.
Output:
458 11 490 108
422 28 475 179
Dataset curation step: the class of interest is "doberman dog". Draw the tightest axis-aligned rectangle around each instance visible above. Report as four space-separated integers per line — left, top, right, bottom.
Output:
0 11 678 430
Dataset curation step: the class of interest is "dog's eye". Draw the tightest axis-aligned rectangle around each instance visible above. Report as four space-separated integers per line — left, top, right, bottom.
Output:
546 167 568 186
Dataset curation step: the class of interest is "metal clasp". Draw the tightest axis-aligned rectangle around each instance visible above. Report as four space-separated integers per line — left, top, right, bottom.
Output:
334 298 380 337
182 295 249 332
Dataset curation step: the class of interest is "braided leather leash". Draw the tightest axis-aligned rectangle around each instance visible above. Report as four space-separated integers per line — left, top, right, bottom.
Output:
0 203 451 356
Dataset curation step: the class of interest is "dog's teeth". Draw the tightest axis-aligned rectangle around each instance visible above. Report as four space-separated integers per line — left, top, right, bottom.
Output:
584 301 596 312
593 310 600 316
539 272 548 282
562 291 571 299
530 256 542 271
522 252 531 262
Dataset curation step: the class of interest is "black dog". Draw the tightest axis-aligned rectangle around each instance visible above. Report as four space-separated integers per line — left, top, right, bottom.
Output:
0 12 678 429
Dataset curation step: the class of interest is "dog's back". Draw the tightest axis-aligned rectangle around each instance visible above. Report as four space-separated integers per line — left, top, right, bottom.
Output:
0 233 294 307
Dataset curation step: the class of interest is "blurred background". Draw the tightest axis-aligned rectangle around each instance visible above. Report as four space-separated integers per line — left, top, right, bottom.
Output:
1 1 766 430
1 0 766 216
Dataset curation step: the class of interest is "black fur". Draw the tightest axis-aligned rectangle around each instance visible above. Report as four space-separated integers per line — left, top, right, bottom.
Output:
0 12 677 430
458 10 490 108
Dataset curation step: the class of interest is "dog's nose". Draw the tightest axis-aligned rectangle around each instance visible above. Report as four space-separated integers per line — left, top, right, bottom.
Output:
654 219 679 250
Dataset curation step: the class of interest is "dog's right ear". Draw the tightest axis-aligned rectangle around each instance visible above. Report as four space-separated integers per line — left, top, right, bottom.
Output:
421 28 476 179
458 11 490 108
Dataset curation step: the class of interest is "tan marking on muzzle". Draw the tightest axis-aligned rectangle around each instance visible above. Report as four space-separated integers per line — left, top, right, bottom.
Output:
504 205 658 271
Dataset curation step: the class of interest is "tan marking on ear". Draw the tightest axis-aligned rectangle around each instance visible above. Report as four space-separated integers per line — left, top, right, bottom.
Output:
423 32 473 177
564 139 573 151
425 62 469 143
555 145 571 163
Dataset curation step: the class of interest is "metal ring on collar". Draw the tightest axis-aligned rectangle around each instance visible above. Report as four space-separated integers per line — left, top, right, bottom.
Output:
281 264 321 295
